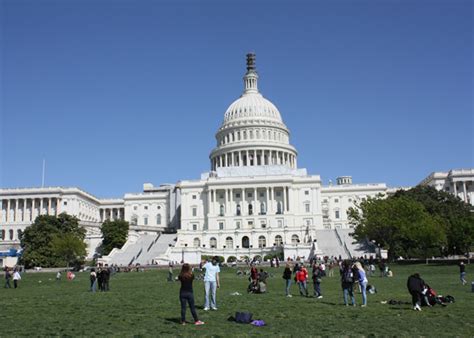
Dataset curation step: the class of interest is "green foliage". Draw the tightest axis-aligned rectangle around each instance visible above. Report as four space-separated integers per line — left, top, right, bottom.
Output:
20 213 86 268
99 220 130 256
349 195 447 259
226 256 237 263
349 186 474 259
393 186 474 255
51 233 87 268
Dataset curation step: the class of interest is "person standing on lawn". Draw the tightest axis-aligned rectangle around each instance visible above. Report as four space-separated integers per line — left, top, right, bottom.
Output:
407 273 425 311
203 256 220 311
341 260 356 306
459 261 467 285
178 263 204 326
354 262 368 306
283 263 293 297
296 264 309 297
12 268 21 289
4 267 11 288
312 263 323 298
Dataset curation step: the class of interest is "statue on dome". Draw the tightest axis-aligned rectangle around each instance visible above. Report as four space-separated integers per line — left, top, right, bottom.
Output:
246 53 256 71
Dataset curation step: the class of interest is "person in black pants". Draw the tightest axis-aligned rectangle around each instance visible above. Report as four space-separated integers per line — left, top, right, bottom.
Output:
178 263 204 326
407 273 425 311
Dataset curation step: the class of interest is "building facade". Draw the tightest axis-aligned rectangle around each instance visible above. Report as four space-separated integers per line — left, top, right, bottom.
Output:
1 54 472 265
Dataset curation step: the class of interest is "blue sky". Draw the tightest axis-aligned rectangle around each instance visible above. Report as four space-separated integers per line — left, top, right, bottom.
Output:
1 0 473 198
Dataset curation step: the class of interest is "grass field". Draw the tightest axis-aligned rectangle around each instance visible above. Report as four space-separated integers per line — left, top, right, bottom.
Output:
1 263 473 336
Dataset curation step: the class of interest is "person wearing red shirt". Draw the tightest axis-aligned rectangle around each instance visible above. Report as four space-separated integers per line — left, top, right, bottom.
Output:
296 265 309 297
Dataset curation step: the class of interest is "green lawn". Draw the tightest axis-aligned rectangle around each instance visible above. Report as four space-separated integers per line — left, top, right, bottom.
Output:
1 264 473 336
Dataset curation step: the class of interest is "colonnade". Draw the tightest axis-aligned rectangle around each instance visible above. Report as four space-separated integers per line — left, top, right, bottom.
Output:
452 180 473 205
99 208 125 222
206 186 292 218
211 149 296 170
0 197 60 223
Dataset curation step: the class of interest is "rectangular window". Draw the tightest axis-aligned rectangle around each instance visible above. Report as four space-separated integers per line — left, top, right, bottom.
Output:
219 194 224 199
192 195 197 199
192 207 197 217
335 210 340 219
248 221 254 227
334 199 339 203
192 224 197 231
247 193 252 198
259 192 264 198
323 199 328 203
144 217 148 225
235 221 241 229
276 191 282 197
219 222 224 230
305 190 309 195
277 220 283 228
261 221 266 229
236 193 241 198
144 205 148 210
63 201 67 206
305 203 310 213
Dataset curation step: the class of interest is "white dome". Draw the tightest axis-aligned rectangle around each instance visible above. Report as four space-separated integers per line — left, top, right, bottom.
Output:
223 92 283 124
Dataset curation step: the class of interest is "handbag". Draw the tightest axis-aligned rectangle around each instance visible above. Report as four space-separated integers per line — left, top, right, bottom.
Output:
235 312 253 324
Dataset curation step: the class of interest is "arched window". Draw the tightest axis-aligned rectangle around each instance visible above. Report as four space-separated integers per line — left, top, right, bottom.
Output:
131 215 138 226
1 230 5 240
275 235 283 246
277 202 283 214
242 236 250 248
260 202 266 215
156 214 162 225
210 237 217 248
236 204 241 216
143 215 149 226
9 229 14 240
219 204 225 216
226 237 233 248
258 235 266 248
248 204 253 215
291 234 299 245
193 238 201 247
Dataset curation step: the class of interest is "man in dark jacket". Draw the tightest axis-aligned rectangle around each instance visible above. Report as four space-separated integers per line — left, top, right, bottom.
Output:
407 273 424 311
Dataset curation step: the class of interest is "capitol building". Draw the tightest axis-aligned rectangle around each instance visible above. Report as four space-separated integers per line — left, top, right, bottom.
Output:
1 54 473 266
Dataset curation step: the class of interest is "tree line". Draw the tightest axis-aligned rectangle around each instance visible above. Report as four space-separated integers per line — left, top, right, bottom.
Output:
348 186 474 260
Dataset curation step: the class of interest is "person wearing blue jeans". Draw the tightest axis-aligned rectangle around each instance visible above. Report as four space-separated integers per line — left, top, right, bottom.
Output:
354 262 368 306
341 260 356 306
203 257 220 310
282 263 293 297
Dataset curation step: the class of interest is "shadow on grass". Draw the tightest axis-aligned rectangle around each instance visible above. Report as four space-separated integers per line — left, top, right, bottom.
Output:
164 317 182 324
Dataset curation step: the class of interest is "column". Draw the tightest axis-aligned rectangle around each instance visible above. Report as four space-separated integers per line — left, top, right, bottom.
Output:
287 187 291 212
283 186 287 213
224 153 228 167
224 189 228 215
6 199 10 222
56 198 61 216
254 187 257 214
22 199 26 222
48 198 52 215
15 199 19 222
246 150 249 166
40 198 44 215
30 199 34 221
0 200 2 223
453 182 457 197
207 189 211 216
462 181 467 203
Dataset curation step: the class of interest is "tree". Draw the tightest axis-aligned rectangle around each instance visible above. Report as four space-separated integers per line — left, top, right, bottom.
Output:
51 233 87 268
99 220 129 256
20 213 86 268
348 195 447 259
393 186 474 255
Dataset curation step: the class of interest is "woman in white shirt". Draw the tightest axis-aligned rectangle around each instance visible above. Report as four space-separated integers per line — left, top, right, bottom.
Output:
13 269 21 289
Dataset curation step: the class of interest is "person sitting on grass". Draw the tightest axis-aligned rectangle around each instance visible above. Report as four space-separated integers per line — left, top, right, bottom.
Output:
178 263 204 326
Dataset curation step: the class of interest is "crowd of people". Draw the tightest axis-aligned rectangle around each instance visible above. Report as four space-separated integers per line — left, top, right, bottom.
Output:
89 264 112 293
